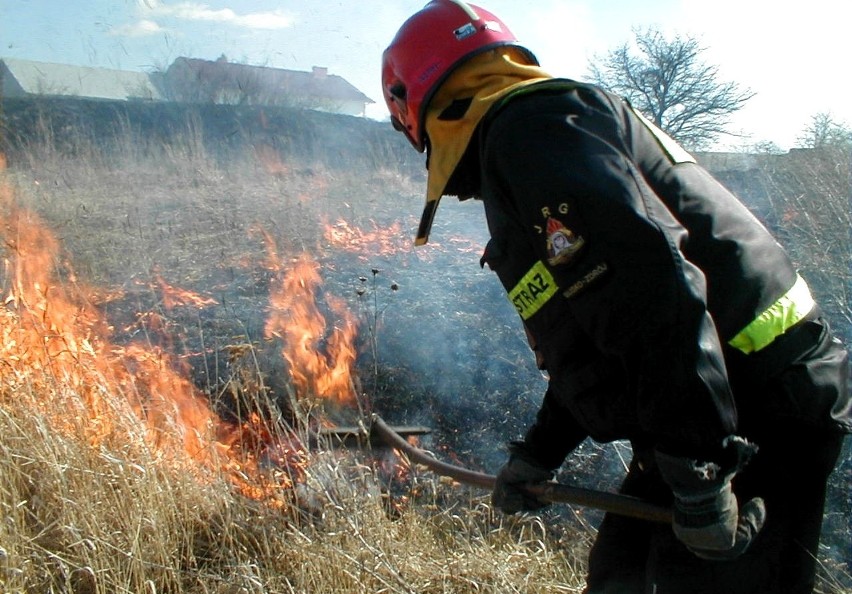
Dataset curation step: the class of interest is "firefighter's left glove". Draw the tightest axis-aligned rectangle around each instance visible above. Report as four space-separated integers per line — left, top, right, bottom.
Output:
655 436 766 561
492 441 554 514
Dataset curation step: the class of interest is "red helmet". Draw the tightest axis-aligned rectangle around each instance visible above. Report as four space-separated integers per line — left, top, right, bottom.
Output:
382 0 537 152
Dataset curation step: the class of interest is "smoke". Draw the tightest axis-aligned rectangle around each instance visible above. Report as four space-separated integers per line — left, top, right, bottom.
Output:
314 197 548 470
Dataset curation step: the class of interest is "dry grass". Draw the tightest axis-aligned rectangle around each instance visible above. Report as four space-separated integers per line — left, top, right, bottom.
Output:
0 128 593 593
0 394 588 593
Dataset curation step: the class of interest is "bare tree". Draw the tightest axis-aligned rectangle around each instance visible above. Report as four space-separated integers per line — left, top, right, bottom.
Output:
795 112 852 149
588 27 755 150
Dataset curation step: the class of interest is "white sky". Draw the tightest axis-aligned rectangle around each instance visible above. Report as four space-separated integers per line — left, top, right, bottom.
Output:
2 0 850 150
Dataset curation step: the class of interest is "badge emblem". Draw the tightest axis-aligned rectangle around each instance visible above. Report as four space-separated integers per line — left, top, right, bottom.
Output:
546 217 585 266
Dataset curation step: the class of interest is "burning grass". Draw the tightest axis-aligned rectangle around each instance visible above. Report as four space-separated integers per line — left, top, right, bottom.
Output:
0 142 593 593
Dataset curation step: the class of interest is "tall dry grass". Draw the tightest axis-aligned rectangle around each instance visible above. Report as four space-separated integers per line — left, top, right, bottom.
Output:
0 120 592 593
0 394 588 593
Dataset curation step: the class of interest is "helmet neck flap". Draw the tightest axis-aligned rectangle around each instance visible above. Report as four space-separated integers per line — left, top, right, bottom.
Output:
418 48 551 244
381 0 550 244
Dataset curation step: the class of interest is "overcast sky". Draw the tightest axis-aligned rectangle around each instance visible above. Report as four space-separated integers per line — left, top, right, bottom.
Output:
3 0 849 150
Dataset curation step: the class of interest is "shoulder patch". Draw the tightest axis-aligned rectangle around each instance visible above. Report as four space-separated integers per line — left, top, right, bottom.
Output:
545 217 585 266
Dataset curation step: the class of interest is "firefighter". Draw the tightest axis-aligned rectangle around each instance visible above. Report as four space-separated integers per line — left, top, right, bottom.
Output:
381 2 851 593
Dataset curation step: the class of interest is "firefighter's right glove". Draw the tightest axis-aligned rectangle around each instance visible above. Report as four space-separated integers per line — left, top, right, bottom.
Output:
655 436 766 561
491 441 554 514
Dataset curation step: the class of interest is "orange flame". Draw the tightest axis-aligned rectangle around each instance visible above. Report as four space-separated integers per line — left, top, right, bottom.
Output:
261 232 359 408
323 218 411 258
0 181 309 504
323 217 483 262
154 273 218 310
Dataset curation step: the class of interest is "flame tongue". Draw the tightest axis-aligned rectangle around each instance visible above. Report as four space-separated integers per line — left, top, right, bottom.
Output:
264 250 359 408
154 272 219 310
324 218 409 258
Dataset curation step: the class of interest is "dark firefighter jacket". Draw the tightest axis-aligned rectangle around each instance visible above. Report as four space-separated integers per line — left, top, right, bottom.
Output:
448 79 852 466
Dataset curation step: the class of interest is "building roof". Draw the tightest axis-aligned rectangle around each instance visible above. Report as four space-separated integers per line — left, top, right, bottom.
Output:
0 57 163 101
169 57 374 105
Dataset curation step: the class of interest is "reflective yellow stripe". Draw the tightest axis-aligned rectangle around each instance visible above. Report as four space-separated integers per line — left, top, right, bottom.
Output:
728 275 815 354
630 106 696 165
508 261 559 320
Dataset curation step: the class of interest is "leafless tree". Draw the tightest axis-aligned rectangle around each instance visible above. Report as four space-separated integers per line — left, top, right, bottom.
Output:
588 27 755 150
795 112 852 149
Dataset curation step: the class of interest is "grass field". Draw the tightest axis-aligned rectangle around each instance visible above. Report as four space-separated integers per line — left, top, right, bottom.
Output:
0 108 849 593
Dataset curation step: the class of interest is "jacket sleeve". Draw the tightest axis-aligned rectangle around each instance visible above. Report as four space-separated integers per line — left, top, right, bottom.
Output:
522 385 589 469
481 89 737 457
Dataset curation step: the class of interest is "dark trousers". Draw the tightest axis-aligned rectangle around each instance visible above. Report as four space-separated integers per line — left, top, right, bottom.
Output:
583 431 845 594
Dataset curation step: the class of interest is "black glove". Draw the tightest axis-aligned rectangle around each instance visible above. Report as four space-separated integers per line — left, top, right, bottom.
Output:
655 436 766 561
491 441 555 514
